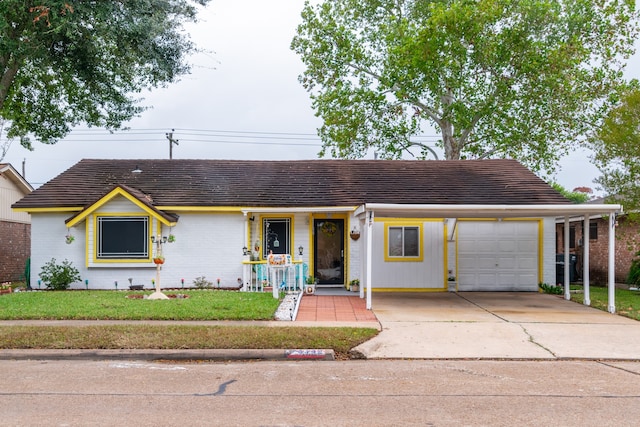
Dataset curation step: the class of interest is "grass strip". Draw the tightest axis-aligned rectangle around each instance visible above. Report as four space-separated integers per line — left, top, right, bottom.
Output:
569 286 640 321
0 325 379 358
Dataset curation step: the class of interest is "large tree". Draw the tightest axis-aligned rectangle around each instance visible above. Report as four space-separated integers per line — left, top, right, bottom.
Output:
0 0 210 151
591 83 640 216
292 0 637 173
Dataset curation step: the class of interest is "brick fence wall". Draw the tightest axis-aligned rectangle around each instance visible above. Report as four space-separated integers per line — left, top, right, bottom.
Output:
0 220 31 282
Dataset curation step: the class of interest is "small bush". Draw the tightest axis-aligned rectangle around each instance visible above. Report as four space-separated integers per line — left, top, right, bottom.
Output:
39 258 81 290
539 282 563 295
193 276 213 289
627 251 640 286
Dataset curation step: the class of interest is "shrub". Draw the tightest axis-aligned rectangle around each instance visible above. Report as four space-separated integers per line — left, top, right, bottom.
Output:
39 258 81 290
627 251 640 286
539 282 563 295
193 276 213 289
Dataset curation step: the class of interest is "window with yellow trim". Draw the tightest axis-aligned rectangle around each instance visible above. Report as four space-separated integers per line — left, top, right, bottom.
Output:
262 217 291 258
387 225 420 259
97 216 149 259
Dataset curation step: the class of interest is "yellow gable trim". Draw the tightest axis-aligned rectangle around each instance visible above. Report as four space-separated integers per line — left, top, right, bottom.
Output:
66 187 177 228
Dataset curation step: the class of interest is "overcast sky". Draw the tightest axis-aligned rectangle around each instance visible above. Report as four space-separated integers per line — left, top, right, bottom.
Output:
3 0 637 193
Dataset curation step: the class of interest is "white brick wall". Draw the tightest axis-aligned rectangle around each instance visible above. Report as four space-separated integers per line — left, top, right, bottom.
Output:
31 211 247 290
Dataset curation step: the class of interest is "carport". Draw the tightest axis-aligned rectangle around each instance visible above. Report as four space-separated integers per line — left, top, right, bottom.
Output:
354 203 623 313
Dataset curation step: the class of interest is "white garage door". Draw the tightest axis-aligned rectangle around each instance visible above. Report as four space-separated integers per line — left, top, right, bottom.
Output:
457 221 539 291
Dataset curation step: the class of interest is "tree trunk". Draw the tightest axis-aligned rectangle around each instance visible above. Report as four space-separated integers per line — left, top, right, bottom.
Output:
441 120 461 160
0 64 20 112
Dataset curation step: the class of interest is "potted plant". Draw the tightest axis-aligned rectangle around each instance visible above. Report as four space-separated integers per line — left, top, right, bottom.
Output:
349 279 360 292
305 276 316 295
0 282 12 295
65 234 75 244
153 255 165 265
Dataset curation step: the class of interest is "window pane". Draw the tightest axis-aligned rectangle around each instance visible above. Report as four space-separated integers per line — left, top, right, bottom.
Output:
404 227 419 256
263 218 290 257
590 220 598 240
389 227 403 256
98 217 148 258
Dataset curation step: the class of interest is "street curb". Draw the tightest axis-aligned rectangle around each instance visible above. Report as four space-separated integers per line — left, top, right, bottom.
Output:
0 349 335 362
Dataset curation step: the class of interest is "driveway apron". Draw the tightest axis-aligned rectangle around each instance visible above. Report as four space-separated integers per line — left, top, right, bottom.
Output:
355 292 640 360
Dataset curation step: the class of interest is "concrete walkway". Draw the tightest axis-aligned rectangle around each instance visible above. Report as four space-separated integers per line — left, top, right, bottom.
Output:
353 292 640 360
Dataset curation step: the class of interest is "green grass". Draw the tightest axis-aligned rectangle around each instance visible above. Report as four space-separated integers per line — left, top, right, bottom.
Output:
0 290 280 320
570 286 640 321
0 325 378 358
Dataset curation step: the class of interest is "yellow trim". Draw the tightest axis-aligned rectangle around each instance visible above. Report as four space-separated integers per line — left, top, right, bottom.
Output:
383 220 424 262
308 213 315 276
257 214 295 261
90 212 153 264
85 220 90 267
538 219 544 284
157 206 246 212
157 205 360 212
66 187 177 228
443 221 449 289
13 207 83 213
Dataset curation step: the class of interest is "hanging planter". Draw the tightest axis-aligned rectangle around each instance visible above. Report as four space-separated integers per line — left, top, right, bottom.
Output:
349 229 361 241
65 234 75 244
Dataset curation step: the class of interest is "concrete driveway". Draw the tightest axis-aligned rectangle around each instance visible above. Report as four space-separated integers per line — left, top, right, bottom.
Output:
355 292 640 360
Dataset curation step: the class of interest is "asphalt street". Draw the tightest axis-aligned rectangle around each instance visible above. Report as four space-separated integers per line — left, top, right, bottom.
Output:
2 359 640 426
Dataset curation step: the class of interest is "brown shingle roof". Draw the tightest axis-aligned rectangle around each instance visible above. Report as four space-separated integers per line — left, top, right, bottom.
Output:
12 159 570 209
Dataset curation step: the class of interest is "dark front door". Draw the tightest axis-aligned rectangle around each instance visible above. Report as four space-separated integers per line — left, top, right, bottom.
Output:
314 219 344 285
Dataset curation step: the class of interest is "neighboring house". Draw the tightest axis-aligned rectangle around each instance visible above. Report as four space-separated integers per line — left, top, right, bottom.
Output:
556 198 639 284
0 163 33 282
12 159 621 308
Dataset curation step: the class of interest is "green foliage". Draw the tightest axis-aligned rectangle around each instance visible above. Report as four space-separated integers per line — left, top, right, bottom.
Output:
192 276 213 289
292 0 638 174
539 282 563 295
38 258 81 290
550 183 589 204
627 251 640 286
591 83 640 217
0 0 211 149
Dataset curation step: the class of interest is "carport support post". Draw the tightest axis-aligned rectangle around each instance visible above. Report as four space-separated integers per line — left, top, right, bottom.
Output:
583 214 590 306
564 216 570 301
608 214 616 314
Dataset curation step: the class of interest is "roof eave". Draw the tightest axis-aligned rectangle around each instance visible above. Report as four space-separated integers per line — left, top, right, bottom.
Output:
355 203 623 219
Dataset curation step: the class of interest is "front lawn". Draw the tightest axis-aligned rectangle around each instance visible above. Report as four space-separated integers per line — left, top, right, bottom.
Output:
0 290 280 320
569 286 640 321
